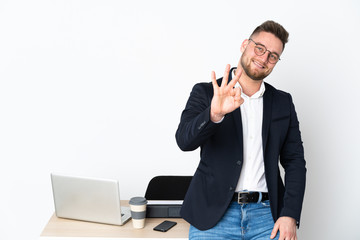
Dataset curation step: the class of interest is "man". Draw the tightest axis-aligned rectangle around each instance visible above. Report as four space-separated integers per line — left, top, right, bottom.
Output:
175 20 306 240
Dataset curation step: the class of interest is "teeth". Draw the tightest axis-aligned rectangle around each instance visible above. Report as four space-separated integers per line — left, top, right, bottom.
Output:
253 60 264 69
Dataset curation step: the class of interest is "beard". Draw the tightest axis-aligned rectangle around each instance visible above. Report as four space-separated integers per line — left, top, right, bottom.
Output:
240 54 271 81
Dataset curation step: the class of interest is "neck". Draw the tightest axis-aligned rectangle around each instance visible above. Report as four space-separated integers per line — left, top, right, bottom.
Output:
235 65 263 97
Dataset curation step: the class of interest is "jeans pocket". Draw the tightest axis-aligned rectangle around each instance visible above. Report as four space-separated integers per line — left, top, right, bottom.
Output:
261 200 270 207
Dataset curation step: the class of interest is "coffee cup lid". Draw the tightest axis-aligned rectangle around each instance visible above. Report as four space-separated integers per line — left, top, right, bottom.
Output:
129 197 147 205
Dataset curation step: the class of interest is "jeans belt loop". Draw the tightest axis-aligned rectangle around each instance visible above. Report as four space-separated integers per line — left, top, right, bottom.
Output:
257 192 262 203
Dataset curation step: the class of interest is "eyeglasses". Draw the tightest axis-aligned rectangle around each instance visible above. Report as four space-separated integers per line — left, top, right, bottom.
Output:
248 39 281 64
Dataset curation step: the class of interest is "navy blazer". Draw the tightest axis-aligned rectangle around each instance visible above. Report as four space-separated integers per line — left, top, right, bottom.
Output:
175 69 306 230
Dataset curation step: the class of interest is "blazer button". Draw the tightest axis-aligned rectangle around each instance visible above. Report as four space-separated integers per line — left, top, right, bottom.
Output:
237 160 242 165
229 186 234 191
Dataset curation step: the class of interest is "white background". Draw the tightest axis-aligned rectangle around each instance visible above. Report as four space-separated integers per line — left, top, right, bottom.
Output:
0 0 359 239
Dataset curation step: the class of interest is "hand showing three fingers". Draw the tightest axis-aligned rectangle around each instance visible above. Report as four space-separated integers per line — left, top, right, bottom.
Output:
210 64 244 122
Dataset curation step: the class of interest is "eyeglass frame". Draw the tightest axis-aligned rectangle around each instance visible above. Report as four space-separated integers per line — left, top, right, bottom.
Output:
248 38 281 64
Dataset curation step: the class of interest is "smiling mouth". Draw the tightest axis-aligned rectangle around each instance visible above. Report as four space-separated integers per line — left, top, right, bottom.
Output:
252 60 266 69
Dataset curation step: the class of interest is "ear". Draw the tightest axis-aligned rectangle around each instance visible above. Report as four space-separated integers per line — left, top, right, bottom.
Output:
240 39 249 53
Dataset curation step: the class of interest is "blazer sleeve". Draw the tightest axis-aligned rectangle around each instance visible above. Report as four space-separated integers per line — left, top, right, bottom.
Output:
279 94 307 225
175 82 221 151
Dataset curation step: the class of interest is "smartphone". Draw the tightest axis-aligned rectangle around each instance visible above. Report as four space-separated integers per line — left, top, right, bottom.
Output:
153 220 177 232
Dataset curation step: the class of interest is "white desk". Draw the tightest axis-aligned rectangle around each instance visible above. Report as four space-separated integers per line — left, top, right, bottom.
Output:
40 201 189 240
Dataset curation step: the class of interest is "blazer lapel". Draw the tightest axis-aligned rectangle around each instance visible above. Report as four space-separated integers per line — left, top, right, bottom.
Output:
228 67 243 150
262 82 273 153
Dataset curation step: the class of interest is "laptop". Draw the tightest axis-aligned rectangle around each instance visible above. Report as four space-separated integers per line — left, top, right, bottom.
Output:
51 173 131 225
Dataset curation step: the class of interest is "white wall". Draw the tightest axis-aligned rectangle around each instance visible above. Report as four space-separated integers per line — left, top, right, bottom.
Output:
0 0 359 239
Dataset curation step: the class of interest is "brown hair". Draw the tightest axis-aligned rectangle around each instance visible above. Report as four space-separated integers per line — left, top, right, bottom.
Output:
250 20 289 50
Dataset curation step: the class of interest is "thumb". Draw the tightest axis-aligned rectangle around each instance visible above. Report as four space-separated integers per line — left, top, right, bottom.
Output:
270 222 279 239
234 87 244 108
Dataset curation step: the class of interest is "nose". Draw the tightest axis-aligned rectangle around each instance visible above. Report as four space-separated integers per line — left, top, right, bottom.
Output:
259 51 271 63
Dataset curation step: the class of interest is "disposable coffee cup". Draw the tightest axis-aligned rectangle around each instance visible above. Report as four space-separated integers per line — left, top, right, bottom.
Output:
129 197 147 228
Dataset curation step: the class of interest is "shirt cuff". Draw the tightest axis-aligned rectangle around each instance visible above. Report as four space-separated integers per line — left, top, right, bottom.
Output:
213 116 224 124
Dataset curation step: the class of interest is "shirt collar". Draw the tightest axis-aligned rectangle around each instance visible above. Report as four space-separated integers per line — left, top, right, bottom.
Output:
232 68 266 98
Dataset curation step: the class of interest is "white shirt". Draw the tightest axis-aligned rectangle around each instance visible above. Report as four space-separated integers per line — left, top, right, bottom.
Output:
233 72 268 192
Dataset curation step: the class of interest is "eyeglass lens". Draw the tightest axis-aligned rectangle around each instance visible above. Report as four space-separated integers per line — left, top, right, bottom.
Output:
250 39 279 63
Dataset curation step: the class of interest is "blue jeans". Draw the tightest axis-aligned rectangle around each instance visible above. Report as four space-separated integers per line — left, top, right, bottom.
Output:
189 200 279 240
